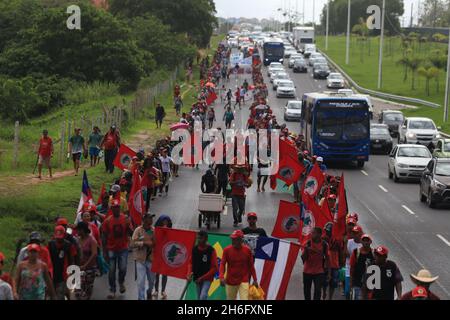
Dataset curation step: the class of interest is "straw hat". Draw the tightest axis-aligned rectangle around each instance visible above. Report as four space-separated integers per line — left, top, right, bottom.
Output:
410 269 439 284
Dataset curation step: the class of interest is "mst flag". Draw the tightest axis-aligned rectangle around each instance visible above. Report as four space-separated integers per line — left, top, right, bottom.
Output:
113 144 136 171
128 170 145 227
333 174 348 241
77 170 94 213
300 195 333 245
302 163 325 197
185 233 231 300
272 201 301 240
152 228 196 279
279 139 297 160
275 179 294 195
206 91 218 106
276 155 305 186
254 237 301 300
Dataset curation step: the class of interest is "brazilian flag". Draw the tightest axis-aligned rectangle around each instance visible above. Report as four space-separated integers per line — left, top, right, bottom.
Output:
276 178 295 195
184 233 230 300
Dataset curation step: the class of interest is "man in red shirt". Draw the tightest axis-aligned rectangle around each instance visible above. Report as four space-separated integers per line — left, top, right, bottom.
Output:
101 199 132 299
302 227 329 301
100 125 121 174
37 129 53 179
322 223 343 300
219 230 258 300
229 166 251 227
187 231 218 300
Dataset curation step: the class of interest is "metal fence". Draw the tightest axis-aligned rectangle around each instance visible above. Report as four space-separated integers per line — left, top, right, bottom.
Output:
3 65 182 171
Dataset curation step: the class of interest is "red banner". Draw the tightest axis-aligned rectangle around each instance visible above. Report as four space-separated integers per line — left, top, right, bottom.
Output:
113 144 136 171
302 163 325 198
272 201 301 240
276 155 305 187
128 170 145 227
333 174 347 241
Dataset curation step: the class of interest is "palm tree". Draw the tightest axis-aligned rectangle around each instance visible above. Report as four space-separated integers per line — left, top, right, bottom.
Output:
397 48 413 82
418 66 440 96
408 57 423 90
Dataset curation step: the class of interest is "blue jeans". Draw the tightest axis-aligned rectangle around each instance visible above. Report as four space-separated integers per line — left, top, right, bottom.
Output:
107 249 128 293
136 261 155 300
196 281 212 300
352 286 362 300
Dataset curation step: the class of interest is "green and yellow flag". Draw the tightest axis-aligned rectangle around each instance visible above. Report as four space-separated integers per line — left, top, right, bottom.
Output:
184 233 230 300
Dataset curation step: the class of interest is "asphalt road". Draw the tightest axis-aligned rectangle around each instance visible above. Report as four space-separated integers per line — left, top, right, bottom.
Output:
91 52 450 300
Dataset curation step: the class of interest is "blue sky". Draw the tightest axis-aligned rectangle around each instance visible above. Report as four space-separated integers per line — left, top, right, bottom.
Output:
215 0 420 27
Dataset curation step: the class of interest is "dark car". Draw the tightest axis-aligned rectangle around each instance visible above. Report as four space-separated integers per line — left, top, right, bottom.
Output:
420 158 450 208
313 63 330 79
378 110 404 137
370 124 393 155
293 59 308 73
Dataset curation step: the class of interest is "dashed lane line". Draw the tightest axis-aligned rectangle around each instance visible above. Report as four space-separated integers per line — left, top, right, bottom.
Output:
378 185 388 193
437 234 450 247
402 205 416 215
361 170 369 176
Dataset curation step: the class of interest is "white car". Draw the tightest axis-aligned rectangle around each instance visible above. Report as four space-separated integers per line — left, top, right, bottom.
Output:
267 65 284 77
309 53 324 66
388 145 432 182
327 73 345 89
338 89 354 96
398 117 441 147
284 100 302 121
273 72 291 90
269 69 286 82
276 80 296 98
288 54 303 68
284 49 298 59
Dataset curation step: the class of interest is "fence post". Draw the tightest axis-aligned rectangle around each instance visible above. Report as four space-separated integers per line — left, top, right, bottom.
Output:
60 121 65 168
13 121 19 169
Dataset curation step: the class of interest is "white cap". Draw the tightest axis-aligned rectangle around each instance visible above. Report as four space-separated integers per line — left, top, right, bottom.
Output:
317 157 324 162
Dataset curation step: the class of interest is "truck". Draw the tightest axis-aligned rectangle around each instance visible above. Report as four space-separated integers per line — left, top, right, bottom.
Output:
293 26 315 53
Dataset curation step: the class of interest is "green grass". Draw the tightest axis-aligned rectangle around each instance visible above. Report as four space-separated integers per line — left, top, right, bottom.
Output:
0 35 223 270
316 35 450 132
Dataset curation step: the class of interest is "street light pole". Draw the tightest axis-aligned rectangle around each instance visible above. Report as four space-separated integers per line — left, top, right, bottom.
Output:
326 0 330 50
302 0 305 25
377 0 386 89
346 0 351 65
444 27 450 122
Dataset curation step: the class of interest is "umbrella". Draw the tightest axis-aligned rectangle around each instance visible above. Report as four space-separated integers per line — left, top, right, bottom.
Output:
205 82 215 88
170 123 190 131
256 104 268 110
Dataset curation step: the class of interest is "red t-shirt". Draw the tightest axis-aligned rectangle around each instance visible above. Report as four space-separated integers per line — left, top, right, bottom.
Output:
103 132 118 150
101 214 130 251
219 245 257 286
39 137 53 157
302 241 327 275
327 239 342 269
230 173 249 197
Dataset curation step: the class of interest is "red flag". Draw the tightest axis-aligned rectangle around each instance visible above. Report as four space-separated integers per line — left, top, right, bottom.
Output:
270 175 277 190
279 138 297 160
333 174 347 241
300 195 333 245
151 228 197 279
302 163 325 198
97 183 106 205
206 92 218 106
128 171 145 228
272 201 301 240
320 200 335 222
113 144 137 171
276 155 305 186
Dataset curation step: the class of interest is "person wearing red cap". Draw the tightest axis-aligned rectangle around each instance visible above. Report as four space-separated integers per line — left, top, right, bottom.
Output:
344 225 363 300
56 218 81 267
369 246 403 300
242 212 267 238
16 231 54 279
0 252 14 300
349 234 374 300
410 286 429 300
219 230 258 300
101 199 132 299
47 225 76 300
401 269 440 300
15 244 56 300
229 166 251 227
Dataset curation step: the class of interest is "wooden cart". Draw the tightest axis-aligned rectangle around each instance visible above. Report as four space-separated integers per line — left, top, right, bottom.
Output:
198 193 225 230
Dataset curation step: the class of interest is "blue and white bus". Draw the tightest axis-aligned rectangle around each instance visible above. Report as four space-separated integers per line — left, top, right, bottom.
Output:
263 40 285 66
300 92 371 168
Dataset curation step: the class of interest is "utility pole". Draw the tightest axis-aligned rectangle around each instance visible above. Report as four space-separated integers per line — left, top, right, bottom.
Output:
312 0 315 26
377 0 386 89
326 0 330 50
410 2 414 28
302 0 305 25
444 26 450 122
346 0 351 65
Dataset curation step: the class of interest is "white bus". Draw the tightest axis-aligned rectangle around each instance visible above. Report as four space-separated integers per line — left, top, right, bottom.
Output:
293 27 315 53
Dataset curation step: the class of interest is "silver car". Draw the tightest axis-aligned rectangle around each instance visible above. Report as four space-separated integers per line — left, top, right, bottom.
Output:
388 145 432 182
284 100 302 121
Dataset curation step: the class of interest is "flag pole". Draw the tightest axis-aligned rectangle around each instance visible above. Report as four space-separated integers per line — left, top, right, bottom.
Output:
180 280 191 300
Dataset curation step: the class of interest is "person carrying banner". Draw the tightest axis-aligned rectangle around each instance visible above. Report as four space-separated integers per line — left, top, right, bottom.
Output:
220 230 258 300
100 125 121 174
187 230 218 300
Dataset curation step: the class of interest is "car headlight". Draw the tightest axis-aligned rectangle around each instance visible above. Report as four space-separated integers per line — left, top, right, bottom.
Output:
435 180 446 190
435 134 441 139
407 132 416 139
397 163 409 168
279 59 284 62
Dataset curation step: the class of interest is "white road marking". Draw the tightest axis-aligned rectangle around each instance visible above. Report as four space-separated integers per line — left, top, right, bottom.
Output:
402 205 416 215
437 234 450 247
361 170 369 176
378 185 388 193
318 85 322 89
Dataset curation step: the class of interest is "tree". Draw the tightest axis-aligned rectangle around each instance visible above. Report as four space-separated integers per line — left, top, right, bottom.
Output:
418 66 440 95
419 0 449 27
408 57 423 90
